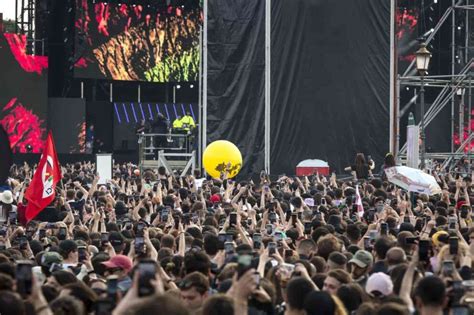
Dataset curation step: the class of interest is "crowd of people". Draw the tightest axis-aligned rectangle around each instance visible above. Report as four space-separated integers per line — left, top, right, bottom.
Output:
0 156 473 315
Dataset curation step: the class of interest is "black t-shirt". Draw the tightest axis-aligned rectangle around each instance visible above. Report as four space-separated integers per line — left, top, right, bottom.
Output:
34 206 60 222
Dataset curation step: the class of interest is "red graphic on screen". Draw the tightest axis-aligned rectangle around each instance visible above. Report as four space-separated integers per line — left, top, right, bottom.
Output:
72 122 86 154
1 98 46 153
75 57 88 68
74 0 201 82
4 33 48 74
0 32 48 153
397 8 418 63
453 109 474 152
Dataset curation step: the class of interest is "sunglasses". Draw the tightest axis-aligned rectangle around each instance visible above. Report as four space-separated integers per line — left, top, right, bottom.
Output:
106 267 123 274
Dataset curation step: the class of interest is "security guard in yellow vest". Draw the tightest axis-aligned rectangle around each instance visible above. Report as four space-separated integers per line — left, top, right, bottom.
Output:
172 112 195 150
172 112 195 132
180 112 196 132
172 115 183 130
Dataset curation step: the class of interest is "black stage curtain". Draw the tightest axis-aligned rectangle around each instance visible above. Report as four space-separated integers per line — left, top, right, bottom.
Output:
0 126 12 184
49 98 86 154
207 0 265 178
87 101 113 153
271 0 390 174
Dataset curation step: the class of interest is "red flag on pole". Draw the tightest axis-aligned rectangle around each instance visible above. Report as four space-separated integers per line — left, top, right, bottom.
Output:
25 132 62 222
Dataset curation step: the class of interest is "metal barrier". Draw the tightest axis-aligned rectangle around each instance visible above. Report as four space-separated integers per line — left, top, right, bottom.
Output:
138 133 196 176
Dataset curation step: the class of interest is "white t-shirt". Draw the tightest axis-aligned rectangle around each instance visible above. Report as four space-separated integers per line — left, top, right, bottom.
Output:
195 178 206 189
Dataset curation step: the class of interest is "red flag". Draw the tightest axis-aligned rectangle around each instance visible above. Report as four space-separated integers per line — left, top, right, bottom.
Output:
25 132 62 222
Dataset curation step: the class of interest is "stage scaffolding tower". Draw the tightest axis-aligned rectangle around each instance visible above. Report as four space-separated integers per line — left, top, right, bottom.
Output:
396 0 474 172
15 0 36 54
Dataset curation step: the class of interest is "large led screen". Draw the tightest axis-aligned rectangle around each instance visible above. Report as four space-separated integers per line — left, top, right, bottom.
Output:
74 0 202 82
0 32 48 153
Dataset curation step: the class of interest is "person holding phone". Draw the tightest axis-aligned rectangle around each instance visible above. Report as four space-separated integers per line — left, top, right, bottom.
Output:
18 261 54 315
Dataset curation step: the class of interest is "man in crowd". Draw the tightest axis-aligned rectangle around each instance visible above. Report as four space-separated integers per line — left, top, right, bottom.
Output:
349 249 373 288
0 159 473 315
179 272 210 313
102 255 133 292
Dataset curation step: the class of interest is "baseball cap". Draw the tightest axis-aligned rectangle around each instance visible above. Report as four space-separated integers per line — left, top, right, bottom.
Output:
41 251 63 267
304 198 314 207
366 272 394 296
109 231 125 247
102 255 133 273
210 194 221 204
349 250 373 268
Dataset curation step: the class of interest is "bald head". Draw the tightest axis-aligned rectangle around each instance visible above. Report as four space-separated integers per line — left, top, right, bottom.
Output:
386 247 407 266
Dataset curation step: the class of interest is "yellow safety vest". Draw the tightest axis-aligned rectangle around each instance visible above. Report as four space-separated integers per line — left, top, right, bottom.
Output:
173 118 183 129
180 115 196 129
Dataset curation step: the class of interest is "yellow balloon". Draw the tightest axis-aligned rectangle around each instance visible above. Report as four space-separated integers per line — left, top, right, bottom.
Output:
203 140 243 179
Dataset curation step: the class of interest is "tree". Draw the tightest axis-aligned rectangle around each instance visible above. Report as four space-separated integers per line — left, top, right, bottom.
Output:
3 19 15 33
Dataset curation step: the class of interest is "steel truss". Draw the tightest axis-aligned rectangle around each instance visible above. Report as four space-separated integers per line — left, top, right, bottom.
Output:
15 0 35 54
396 0 474 171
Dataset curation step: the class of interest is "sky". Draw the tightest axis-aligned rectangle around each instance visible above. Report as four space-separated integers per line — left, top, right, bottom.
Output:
0 0 16 21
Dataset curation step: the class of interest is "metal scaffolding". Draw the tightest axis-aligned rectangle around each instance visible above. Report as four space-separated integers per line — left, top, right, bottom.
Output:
15 0 35 54
396 0 474 172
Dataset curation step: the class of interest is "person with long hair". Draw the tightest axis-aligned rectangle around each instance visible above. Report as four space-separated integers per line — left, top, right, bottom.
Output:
345 153 374 180
379 153 396 181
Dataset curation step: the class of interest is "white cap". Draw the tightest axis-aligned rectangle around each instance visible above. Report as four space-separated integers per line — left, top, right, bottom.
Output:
366 272 393 296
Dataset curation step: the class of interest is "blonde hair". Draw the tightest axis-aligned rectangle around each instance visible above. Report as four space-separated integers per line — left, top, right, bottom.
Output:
332 294 348 315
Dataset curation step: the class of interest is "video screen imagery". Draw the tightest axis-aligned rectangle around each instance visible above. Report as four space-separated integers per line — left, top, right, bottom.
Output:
74 0 202 82
0 32 48 153
396 5 418 74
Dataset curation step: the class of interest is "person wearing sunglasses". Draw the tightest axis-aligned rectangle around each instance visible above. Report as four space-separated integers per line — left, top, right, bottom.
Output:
101 255 133 292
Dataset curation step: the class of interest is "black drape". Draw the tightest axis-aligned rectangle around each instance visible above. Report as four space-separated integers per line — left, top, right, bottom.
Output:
49 98 86 154
271 0 390 174
0 126 12 184
207 0 265 178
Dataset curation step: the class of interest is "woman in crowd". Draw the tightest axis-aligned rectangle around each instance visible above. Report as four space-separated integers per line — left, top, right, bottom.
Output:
0 160 471 315
344 153 374 180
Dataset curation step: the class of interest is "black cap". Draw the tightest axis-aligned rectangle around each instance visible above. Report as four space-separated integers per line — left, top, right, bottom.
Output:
109 231 124 247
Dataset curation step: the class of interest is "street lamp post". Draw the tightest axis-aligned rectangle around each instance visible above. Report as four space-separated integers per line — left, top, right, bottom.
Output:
415 42 431 170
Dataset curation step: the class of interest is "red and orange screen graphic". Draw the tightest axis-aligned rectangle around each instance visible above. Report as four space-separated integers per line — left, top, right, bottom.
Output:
74 0 202 82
